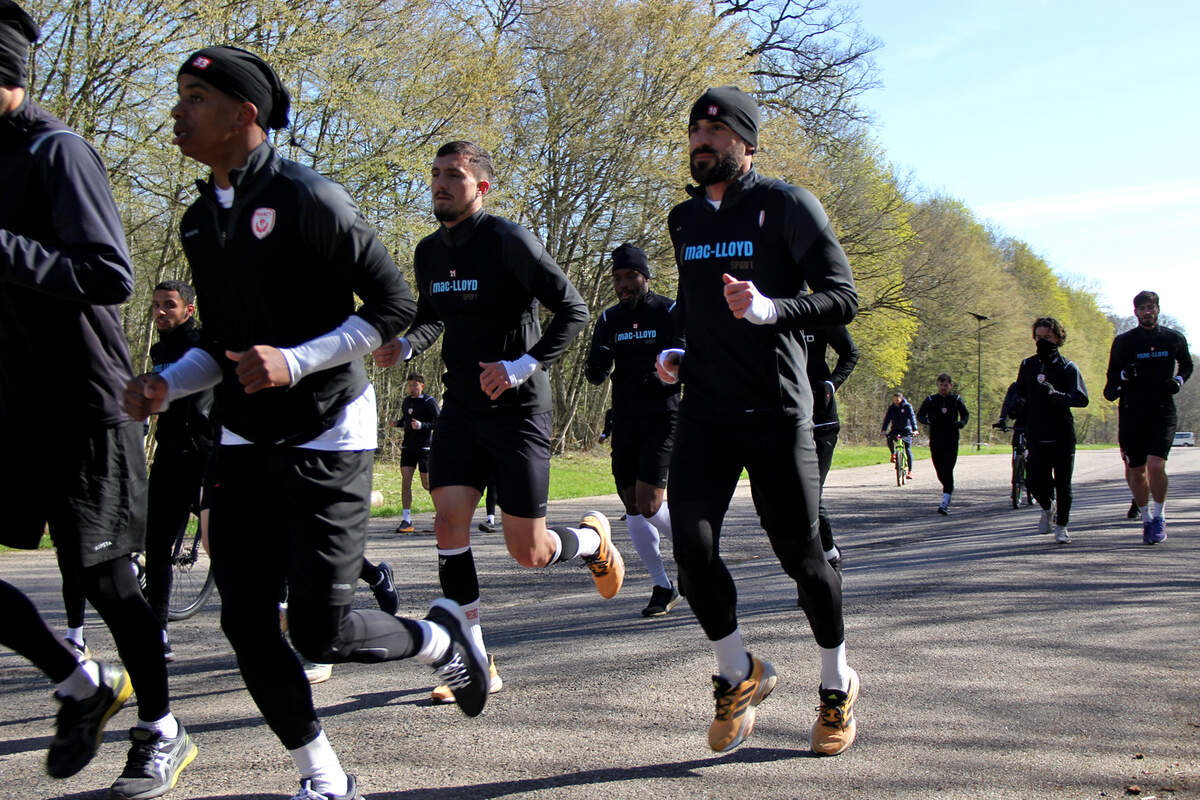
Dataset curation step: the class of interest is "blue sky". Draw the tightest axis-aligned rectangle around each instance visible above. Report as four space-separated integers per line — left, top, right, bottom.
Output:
851 0 1200 340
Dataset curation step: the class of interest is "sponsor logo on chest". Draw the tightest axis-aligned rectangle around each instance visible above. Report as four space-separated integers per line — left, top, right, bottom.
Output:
616 328 658 342
430 278 480 294
681 240 755 261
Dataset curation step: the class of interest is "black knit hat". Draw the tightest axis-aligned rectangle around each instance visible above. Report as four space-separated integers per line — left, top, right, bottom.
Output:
0 1 39 89
689 86 759 149
611 243 651 279
178 46 290 130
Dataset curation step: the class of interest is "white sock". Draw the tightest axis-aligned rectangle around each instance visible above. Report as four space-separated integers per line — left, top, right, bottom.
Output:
414 619 450 666
289 731 348 797
137 712 179 739
1154 499 1166 519
65 626 85 647
461 599 487 659
713 629 751 684
56 661 100 700
646 501 673 537
547 529 563 563
402 508 411 522
823 546 840 562
570 526 601 559
626 515 671 587
486 514 495 525
819 642 850 692
941 493 951 507
1141 505 1153 523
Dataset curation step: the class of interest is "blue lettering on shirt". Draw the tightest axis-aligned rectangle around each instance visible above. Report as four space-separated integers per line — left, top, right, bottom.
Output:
681 240 755 261
1135 350 1170 359
430 279 480 294
615 329 658 342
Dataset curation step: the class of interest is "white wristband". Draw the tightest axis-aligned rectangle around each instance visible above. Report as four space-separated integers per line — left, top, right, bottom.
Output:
499 353 540 388
744 285 778 325
657 348 685 384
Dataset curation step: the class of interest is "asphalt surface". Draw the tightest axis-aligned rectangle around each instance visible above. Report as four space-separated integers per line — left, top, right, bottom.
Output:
2 447 1197 800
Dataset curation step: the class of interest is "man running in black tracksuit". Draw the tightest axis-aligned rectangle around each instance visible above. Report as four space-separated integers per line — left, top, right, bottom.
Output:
586 243 682 617
1014 317 1089 543
0 3 193 795
917 373 969 514
126 47 489 799
656 86 860 757
1103 290 1192 544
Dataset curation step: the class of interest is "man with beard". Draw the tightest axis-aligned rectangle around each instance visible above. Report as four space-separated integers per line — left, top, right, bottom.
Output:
373 140 620 706
656 86 861 756
585 243 681 617
0 3 195 795
916 373 970 515
1103 291 1192 544
1013 317 1089 543
126 47 489 799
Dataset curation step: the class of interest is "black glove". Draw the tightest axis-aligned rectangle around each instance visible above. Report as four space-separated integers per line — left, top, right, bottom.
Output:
1166 377 1182 395
992 421 1005 430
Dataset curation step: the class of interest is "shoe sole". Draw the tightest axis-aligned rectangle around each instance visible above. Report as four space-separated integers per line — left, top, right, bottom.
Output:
581 511 624 599
110 735 198 800
810 668 860 756
711 660 778 753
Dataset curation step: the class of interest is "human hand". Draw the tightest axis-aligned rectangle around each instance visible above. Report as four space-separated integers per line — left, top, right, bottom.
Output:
124 373 168 420
656 349 683 384
226 346 291 394
373 337 408 368
479 361 513 400
721 274 776 324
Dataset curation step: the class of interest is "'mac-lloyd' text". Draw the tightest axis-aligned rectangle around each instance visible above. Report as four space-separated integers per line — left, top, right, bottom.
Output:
431 279 479 294
681 240 754 261
616 329 657 342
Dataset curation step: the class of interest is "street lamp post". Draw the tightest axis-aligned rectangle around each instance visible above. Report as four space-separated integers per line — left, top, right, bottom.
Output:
968 312 990 450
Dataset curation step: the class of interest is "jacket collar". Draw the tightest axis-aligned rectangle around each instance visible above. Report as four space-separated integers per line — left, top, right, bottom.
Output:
194 140 277 202
157 315 199 342
0 94 39 145
438 208 486 247
684 168 762 209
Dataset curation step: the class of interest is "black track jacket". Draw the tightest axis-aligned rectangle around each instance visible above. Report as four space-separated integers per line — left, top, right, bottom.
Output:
179 142 415 446
584 291 680 417
1103 325 1192 410
1014 352 1089 445
668 170 857 424
804 324 858 428
917 393 969 444
405 209 588 416
150 317 213 454
0 97 134 428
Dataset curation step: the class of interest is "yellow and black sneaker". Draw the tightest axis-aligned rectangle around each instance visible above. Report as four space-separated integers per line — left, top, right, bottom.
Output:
708 654 777 752
810 667 860 756
46 661 132 779
580 511 624 599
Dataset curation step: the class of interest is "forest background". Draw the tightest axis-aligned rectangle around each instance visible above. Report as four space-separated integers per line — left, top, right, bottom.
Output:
21 0 1198 457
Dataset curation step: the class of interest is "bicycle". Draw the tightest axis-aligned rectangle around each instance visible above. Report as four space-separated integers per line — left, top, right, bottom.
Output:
166 512 215 620
994 423 1032 509
886 431 913 486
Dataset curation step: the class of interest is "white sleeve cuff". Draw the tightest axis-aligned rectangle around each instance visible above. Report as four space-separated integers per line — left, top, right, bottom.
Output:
744 290 778 325
278 315 384 385
500 353 540 387
398 337 413 361
160 348 223 406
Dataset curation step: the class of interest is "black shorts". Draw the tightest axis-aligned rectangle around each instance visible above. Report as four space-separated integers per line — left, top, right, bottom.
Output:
1119 405 1176 468
0 420 147 569
428 400 551 519
610 412 676 490
399 444 431 472
205 445 373 607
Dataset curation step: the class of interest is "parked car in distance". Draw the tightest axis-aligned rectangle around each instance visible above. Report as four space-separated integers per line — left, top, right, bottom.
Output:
1173 431 1195 447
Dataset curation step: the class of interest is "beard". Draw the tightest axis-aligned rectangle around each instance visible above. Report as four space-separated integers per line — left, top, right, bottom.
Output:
689 148 743 186
433 201 467 222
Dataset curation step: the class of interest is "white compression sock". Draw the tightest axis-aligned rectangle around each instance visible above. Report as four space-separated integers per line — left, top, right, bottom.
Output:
713 629 751 684
65 626 85 647
626 515 671 587
1153 498 1165 518
569 526 601 559
402 508 411 522
136 712 179 739
55 661 100 701
414 619 450 666
289 731 348 797
646 501 673 537
819 642 850 692
461 599 487 659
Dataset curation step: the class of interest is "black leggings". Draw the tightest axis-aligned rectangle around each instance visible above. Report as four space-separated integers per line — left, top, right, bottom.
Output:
0 579 79 683
930 436 959 494
667 418 844 649
1026 442 1075 525
813 424 838 552
145 447 207 628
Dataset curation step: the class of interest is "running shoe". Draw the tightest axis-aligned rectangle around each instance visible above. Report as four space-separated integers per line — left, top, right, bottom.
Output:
708 654 777 752
580 510 624 599
937 505 949 515
291 774 362 800
303 660 332 685
890 452 896 463
810 667 860 756
829 554 843 581
1054 525 1071 544
431 653 503 704
1037 507 1053 534
477 520 498 533
641 584 681 617
425 598 489 717
162 633 175 664
65 636 90 661
395 520 415 534
1147 516 1167 544
46 661 132 779
370 561 400 615
1126 501 1140 520
109 724 197 799
906 472 913 480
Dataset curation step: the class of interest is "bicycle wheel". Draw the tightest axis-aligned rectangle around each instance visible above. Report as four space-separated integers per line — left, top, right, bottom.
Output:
1011 452 1021 508
167 523 215 621
896 450 905 485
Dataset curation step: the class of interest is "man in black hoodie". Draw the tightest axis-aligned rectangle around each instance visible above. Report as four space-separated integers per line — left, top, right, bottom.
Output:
917 373 970 514
0 3 193 796
656 86 860 757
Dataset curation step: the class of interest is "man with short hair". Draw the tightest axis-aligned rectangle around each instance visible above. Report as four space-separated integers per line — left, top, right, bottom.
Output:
0 3 195 795
880 390 917 480
1103 290 1192 544
917 373 969 515
585 243 681 617
374 140 621 705
392 371 439 533
1014 317 1089 543
125 47 489 799
656 86 861 756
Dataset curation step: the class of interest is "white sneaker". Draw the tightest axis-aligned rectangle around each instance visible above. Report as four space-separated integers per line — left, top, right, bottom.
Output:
302 660 332 684
1054 525 1071 544
1037 508 1052 534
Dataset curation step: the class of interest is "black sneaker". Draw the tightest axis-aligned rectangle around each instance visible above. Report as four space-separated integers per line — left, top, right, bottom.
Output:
828 555 843 581
477 520 498 533
109 724 198 799
424 598 489 717
1126 501 1139 520
291 773 362 799
162 634 175 664
46 661 132 779
641 584 681 617
65 636 90 661
937 505 949 515
370 561 400 616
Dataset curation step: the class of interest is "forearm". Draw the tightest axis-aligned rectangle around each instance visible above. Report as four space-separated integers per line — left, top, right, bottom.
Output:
280 314 383 384
160 348 223 405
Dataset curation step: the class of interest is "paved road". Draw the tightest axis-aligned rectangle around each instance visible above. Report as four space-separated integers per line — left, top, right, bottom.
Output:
3 448 1197 800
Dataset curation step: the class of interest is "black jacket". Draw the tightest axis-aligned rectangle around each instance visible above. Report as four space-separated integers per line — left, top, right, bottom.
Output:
0 97 134 428
667 169 857 423
1014 352 1088 445
804 324 858 427
917 392 969 443
179 142 415 446
881 400 917 436
398 393 439 449
405 209 588 416
150 317 213 454
584 291 680 417
1103 325 1192 410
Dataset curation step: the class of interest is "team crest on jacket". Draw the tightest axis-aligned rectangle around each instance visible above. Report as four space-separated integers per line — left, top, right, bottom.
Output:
251 208 276 239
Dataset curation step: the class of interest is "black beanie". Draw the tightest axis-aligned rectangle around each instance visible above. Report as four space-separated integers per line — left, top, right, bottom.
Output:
611 243 651 279
689 86 759 149
0 1 39 89
178 46 290 130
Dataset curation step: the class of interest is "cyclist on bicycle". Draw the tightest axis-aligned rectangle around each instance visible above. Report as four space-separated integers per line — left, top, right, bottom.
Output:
881 391 916 480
